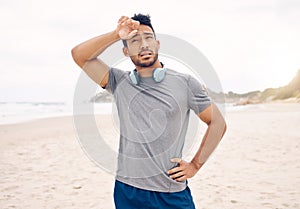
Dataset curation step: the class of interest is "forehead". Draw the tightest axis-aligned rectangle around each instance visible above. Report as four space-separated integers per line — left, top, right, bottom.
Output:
136 24 154 34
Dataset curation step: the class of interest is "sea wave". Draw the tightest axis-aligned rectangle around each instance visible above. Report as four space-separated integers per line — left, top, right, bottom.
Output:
0 101 113 125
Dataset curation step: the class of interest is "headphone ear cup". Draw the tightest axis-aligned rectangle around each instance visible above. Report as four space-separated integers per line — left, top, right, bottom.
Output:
129 70 140 85
152 68 166 83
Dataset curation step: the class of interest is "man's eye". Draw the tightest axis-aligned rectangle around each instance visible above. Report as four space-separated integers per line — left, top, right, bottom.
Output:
146 36 154 39
131 39 138 43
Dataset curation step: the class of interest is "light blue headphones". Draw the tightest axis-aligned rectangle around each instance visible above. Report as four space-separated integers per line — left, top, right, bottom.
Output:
129 63 166 85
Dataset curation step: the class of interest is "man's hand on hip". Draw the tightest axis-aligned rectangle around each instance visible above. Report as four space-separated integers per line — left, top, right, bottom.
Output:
167 158 201 182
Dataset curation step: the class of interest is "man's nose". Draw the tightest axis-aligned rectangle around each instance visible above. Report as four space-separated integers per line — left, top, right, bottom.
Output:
141 37 149 48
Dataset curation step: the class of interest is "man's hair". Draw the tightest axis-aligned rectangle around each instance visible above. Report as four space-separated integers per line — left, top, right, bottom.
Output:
122 13 155 47
132 13 155 35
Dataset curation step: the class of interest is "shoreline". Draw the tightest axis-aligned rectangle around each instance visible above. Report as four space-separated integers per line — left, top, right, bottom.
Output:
1 101 299 127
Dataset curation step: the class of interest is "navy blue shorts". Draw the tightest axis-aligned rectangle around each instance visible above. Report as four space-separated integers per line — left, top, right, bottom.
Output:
114 180 196 209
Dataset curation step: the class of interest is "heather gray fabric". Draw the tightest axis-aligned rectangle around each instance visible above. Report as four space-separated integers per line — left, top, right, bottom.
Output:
105 67 211 192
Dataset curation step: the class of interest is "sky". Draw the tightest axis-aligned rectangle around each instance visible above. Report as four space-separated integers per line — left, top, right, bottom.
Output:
0 0 299 102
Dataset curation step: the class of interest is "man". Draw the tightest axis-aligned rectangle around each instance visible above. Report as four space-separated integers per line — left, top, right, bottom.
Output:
72 14 226 209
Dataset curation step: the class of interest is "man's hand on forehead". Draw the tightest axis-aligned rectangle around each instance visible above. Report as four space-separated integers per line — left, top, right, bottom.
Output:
116 16 140 40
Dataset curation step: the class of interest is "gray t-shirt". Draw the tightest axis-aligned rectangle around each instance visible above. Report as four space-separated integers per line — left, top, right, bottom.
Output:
105 67 211 192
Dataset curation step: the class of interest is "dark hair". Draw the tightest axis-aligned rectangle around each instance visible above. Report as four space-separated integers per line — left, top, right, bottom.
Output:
122 13 155 47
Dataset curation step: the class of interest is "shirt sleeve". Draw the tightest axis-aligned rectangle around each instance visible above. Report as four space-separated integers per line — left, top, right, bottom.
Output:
187 75 212 115
104 67 128 94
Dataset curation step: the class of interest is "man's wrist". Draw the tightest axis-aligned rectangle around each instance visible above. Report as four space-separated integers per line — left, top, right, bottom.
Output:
112 30 121 40
191 159 204 170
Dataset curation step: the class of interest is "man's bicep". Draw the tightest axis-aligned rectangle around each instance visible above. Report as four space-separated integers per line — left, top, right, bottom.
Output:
82 59 110 87
198 104 212 125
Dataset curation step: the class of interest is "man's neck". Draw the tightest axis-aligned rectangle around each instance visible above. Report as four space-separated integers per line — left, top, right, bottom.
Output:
136 61 162 77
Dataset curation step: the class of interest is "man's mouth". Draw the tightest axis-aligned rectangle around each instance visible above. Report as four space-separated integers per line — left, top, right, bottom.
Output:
139 51 153 57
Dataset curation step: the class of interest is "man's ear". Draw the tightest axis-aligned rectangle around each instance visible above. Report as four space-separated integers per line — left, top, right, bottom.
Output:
156 40 160 50
123 47 129 57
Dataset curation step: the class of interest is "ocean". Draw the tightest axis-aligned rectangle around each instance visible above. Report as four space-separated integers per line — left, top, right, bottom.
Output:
0 99 263 125
0 101 113 125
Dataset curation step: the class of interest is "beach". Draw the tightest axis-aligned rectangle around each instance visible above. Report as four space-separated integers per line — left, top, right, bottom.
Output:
1 103 300 209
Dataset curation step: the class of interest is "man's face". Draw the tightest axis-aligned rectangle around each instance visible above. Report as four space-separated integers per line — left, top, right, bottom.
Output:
125 25 159 67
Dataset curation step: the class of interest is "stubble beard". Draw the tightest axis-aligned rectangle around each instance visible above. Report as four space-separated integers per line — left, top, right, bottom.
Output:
130 53 159 68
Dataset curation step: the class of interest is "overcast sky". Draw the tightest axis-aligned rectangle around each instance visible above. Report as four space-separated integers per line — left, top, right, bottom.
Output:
1 0 299 102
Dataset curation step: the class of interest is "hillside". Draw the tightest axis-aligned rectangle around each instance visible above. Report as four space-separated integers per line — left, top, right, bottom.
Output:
225 69 300 105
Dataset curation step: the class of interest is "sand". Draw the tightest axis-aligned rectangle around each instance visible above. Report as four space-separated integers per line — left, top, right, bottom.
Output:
0 103 300 209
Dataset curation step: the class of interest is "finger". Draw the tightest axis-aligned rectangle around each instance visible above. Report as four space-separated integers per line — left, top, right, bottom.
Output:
167 166 181 175
122 18 132 26
127 29 138 39
174 175 187 182
130 20 140 28
118 16 128 23
120 17 131 26
170 171 185 180
170 158 182 164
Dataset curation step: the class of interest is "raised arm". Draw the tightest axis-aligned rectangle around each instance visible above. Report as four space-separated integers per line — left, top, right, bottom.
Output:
71 16 139 87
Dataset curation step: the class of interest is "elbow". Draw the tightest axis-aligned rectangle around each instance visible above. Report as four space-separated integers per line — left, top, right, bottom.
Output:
221 118 227 138
71 46 85 68
223 121 227 135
